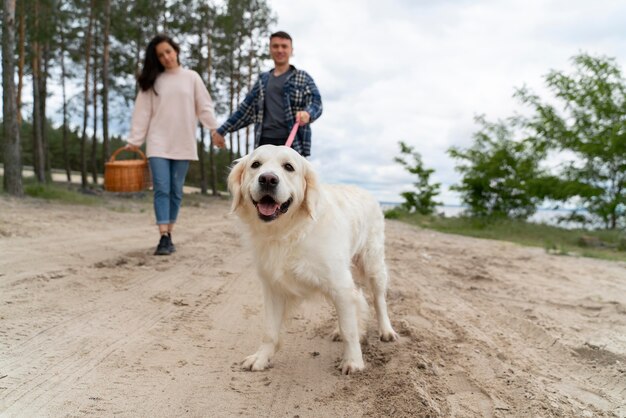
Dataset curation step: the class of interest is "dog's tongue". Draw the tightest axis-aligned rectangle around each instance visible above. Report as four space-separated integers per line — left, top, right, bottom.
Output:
258 201 279 216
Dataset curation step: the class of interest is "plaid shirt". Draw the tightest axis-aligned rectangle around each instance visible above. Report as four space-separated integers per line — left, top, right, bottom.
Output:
216 66 323 157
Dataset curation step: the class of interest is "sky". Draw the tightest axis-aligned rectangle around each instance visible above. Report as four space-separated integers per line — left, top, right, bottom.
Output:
263 0 626 204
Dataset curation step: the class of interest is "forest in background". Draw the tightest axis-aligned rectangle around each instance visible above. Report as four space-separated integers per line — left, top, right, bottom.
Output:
1 0 274 194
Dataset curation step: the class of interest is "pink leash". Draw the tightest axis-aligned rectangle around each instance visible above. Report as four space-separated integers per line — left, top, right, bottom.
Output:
284 115 301 148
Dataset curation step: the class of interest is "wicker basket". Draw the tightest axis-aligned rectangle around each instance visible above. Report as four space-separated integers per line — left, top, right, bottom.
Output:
104 147 150 192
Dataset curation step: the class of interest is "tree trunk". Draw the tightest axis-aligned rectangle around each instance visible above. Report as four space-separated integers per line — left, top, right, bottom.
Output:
31 27 45 183
41 39 51 182
101 0 111 165
206 31 218 196
133 34 142 96
235 45 242 157
80 0 95 189
16 0 25 126
60 26 71 183
227 45 236 162
245 127 251 154
245 46 254 154
199 126 207 195
196 32 208 195
235 71 241 157
209 132 217 196
91 18 99 185
2 0 23 196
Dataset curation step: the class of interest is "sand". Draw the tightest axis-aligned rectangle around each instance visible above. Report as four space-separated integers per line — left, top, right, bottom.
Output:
0 195 624 417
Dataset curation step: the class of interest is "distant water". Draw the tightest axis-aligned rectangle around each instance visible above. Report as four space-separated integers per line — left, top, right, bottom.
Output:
380 202 589 229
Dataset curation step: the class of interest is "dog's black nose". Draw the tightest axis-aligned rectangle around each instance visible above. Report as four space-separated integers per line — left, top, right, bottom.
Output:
258 172 279 189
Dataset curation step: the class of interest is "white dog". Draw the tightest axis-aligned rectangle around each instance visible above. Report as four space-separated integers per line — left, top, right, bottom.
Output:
227 145 398 375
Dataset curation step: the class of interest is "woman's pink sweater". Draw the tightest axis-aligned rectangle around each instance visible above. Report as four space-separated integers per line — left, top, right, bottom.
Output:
127 67 218 160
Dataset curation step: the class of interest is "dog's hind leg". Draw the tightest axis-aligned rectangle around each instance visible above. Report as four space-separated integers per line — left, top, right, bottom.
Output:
362 240 398 342
242 283 285 371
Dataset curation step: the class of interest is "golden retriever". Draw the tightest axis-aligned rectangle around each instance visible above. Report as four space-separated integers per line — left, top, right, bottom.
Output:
227 145 398 374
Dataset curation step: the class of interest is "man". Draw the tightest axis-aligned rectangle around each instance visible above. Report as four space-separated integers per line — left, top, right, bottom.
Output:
212 31 322 157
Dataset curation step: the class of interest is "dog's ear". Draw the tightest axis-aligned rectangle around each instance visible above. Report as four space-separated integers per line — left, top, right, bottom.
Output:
227 156 246 213
302 160 320 221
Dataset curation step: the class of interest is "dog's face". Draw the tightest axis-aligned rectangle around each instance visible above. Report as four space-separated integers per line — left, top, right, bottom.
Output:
227 145 320 223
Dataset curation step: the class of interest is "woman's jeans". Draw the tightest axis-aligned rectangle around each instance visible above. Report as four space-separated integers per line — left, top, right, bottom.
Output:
148 157 190 225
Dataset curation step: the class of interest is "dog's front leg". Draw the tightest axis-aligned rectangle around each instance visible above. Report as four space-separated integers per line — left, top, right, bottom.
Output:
242 283 285 371
331 286 365 375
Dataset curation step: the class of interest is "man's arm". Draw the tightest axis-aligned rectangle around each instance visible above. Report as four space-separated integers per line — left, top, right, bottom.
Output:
303 72 323 123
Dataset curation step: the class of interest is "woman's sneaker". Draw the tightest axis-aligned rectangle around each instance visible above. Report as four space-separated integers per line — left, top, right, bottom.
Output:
167 233 176 253
154 234 171 255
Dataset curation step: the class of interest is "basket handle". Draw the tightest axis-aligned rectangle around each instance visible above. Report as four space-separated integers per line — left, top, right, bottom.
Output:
109 146 147 162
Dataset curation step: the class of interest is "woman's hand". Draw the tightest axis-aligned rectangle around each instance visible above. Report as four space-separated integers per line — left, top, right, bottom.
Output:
125 144 139 151
211 131 226 148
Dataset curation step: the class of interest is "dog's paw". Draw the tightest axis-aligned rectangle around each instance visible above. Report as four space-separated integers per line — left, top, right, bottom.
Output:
380 329 399 342
241 353 271 371
340 359 365 375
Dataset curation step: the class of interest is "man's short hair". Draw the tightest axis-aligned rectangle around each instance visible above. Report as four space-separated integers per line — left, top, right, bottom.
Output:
270 31 292 42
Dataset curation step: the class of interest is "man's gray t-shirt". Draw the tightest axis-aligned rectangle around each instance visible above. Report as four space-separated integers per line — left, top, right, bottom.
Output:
261 69 292 142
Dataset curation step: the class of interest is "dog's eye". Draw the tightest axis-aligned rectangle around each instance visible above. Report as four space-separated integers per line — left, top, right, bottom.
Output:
251 161 261 169
283 163 294 172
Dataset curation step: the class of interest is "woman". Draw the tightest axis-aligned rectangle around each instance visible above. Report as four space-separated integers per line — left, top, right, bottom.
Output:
126 34 225 255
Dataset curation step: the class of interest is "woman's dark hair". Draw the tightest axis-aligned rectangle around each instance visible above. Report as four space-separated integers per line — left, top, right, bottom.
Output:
137 34 181 93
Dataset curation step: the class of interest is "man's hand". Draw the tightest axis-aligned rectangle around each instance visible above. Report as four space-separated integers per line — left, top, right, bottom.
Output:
211 131 226 148
296 111 310 126
124 144 139 151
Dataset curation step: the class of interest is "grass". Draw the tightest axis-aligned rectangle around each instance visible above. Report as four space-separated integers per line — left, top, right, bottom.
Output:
385 207 626 262
23 180 105 205
1 176 227 212
0 175 149 209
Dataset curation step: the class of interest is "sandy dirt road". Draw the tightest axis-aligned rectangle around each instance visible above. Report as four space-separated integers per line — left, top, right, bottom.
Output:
0 195 625 417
